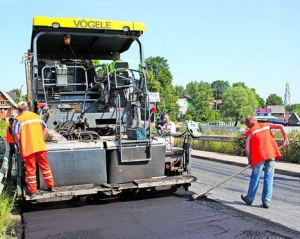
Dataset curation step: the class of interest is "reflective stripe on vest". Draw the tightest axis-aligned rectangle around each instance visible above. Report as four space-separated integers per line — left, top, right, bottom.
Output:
17 111 47 157
19 118 43 127
246 126 270 140
245 123 281 166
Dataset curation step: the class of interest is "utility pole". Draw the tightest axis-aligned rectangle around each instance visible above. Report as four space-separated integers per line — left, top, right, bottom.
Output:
19 85 23 101
214 100 219 123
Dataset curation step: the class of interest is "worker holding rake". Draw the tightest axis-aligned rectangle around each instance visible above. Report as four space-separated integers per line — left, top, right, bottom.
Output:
241 116 289 209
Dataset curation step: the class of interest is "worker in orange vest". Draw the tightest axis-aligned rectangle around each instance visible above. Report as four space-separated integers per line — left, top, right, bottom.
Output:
241 116 289 209
6 117 15 180
13 101 54 196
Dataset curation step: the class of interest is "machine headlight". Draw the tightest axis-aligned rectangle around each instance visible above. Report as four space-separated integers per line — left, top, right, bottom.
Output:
123 26 130 32
52 22 60 28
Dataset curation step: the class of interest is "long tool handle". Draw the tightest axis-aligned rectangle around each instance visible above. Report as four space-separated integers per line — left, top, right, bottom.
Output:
206 164 251 193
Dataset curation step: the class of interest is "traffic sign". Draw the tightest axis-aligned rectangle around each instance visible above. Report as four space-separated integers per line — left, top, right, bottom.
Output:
148 92 160 102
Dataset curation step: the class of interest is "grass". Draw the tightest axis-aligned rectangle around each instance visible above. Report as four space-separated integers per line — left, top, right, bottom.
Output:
192 139 234 154
1 121 19 238
0 191 16 238
0 121 7 139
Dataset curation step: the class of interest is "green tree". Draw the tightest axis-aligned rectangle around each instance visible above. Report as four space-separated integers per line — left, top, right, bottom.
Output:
174 85 186 97
232 83 265 108
232 82 247 88
250 88 265 108
184 114 193 121
266 94 283 106
221 86 259 126
144 56 178 120
145 56 172 86
285 104 300 116
211 80 230 100
185 81 214 122
146 70 161 93
9 88 22 103
256 95 265 108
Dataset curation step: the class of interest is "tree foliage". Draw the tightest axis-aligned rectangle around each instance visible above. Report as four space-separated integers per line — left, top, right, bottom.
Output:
185 81 214 122
210 80 230 100
9 88 22 103
250 88 265 108
232 82 247 88
266 94 283 106
174 85 186 97
285 104 300 116
144 56 178 120
146 70 161 93
221 86 259 126
145 56 172 86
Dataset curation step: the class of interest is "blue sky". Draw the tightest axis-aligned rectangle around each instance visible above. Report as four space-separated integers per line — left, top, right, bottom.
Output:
0 0 299 104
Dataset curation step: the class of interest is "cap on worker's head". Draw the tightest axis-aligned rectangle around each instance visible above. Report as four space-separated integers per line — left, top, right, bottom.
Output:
245 116 257 126
38 102 46 108
112 52 120 59
9 117 14 122
17 101 28 110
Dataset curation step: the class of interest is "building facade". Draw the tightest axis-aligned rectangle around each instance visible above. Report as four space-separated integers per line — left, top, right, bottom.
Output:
0 90 18 121
177 98 189 119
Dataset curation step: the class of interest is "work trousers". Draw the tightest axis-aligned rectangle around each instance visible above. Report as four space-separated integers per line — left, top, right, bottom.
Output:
163 135 174 150
7 143 16 179
245 158 275 205
24 151 54 194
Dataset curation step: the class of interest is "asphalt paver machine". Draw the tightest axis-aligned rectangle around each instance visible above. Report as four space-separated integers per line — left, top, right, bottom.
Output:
17 16 196 203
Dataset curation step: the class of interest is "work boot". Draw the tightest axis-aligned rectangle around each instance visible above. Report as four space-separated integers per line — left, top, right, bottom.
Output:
262 202 270 209
7 172 12 181
28 189 36 197
47 187 55 192
241 194 252 205
30 192 36 197
103 103 109 109
100 103 109 110
2 178 7 185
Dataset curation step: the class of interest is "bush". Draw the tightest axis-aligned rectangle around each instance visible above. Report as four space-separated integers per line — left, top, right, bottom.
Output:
231 132 246 156
0 120 7 137
201 141 233 154
175 128 300 165
0 120 8 155
280 130 300 164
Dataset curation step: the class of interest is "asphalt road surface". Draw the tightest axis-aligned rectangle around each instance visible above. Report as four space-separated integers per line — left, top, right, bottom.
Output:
22 157 300 239
22 191 300 239
190 157 300 232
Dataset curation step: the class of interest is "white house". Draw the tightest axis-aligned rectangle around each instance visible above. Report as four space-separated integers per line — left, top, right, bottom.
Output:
267 105 286 117
177 98 189 118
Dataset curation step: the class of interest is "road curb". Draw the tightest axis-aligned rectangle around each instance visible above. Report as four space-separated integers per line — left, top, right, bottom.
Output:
0 157 8 195
192 154 300 178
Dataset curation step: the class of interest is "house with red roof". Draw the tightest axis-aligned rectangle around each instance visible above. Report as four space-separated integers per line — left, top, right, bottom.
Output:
0 90 18 121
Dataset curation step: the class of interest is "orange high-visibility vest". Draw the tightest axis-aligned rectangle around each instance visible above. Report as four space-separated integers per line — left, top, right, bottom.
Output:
245 122 281 166
6 125 14 143
16 111 47 157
